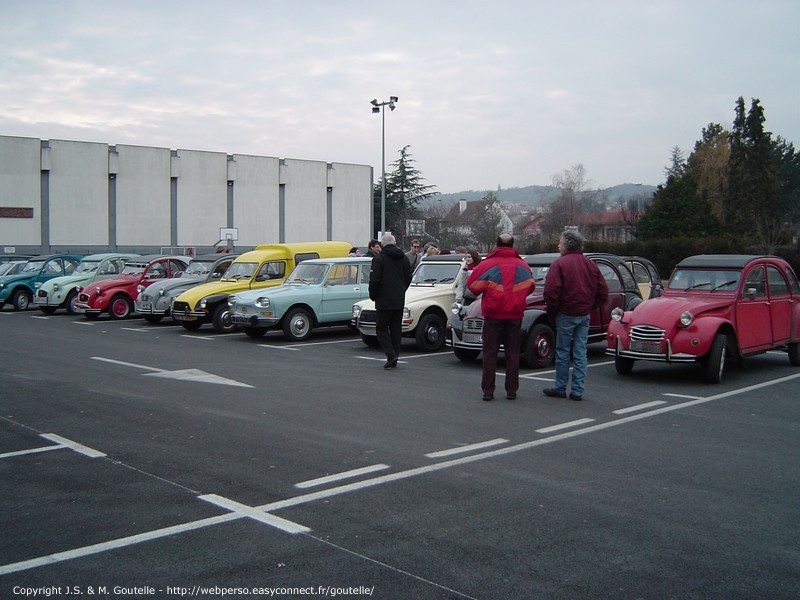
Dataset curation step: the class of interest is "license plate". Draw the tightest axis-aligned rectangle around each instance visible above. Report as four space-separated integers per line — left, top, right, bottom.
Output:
630 340 661 353
232 315 251 324
139 302 152 311
464 333 483 344
33 297 47 304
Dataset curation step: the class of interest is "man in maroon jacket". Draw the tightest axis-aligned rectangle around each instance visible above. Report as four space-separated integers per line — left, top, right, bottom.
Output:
543 230 608 401
467 234 535 401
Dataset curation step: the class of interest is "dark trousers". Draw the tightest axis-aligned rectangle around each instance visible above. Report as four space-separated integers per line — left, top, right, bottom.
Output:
481 317 523 395
376 309 403 360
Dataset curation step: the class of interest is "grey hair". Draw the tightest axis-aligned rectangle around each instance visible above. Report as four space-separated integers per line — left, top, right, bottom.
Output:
381 233 396 245
560 229 585 251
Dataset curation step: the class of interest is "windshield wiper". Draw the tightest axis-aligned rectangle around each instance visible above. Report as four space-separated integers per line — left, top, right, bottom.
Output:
685 282 711 290
710 280 738 292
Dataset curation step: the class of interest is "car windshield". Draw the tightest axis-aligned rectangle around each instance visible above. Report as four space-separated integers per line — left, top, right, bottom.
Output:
185 260 215 276
222 262 257 280
411 262 461 285
22 260 45 273
0 262 24 276
668 269 741 291
75 260 101 274
286 263 329 284
529 265 551 283
121 263 147 275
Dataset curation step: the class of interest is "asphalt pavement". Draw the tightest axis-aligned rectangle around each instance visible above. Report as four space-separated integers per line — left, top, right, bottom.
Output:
1 309 799 599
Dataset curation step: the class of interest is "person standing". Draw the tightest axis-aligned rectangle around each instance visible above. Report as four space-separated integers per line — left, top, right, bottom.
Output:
369 233 412 369
405 239 421 270
366 239 382 257
467 234 535 401
542 230 608 401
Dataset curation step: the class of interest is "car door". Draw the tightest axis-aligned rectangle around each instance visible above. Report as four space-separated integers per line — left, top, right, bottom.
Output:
591 260 625 341
766 265 792 344
321 264 365 322
627 259 658 299
142 259 169 287
736 265 772 350
37 257 66 286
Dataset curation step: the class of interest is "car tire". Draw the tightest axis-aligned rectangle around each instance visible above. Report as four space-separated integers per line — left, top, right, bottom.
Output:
143 315 164 324
39 306 58 315
415 313 446 352
211 303 237 333
65 290 80 315
453 347 480 362
180 320 203 331
615 355 635 375
360 333 379 347
522 323 556 369
624 295 643 311
11 289 30 311
788 342 800 366
282 307 314 342
705 333 728 384
108 295 132 319
244 327 268 338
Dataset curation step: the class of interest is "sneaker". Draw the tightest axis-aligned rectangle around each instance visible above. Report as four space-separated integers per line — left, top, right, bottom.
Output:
543 388 566 398
383 358 398 369
569 392 583 401
482 393 494 401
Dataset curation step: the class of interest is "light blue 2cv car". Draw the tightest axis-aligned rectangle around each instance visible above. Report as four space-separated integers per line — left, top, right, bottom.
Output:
35 253 138 315
228 257 373 341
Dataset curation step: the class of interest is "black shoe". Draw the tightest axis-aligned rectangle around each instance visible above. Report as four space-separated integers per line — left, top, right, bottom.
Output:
569 392 583 401
543 388 566 398
506 393 517 400
482 393 494 401
383 358 398 369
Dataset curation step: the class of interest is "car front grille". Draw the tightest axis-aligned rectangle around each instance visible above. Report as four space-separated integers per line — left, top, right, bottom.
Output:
463 317 484 334
630 325 666 342
78 293 90 302
37 289 48 298
172 301 190 312
359 310 377 325
139 293 151 301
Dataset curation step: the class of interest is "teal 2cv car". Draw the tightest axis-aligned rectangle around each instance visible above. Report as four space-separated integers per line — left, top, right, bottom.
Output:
228 257 373 340
0 254 83 311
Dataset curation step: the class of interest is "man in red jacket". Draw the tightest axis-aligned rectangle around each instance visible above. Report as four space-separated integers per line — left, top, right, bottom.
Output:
467 234 535 401
543 230 608 401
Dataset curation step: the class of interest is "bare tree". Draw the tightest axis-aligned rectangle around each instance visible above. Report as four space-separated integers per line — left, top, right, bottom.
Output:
542 164 597 237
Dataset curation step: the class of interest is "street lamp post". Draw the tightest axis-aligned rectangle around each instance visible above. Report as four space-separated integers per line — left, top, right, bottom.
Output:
371 96 398 237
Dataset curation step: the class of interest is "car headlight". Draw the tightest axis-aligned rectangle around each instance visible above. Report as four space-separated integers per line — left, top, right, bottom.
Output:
352 305 362 318
255 297 270 309
52 283 59 291
94 286 101 295
199 299 207 309
0 283 4 290
611 307 624 322
451 301 462 315
35 282 42 288
403 307 411 319
158 288 165 296
227 296 237 309
679 311 693 327
136 284 145 294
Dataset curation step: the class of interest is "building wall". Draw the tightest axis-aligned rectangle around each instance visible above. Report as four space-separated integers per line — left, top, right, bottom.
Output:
0 135 372 255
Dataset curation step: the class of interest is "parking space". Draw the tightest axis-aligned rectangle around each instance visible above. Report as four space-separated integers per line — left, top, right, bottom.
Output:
2 311 799 598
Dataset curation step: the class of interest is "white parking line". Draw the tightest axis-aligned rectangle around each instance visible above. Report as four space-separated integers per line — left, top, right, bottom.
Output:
535 419 595 434
613 400 667 415
425 438 509 459
40 433 106 458
199 494 310 534
90 356 164 372
663 393 704 400
295 464 391 489
180 335 217 341
121 327 151 333
285 338 363 348
73 321 96 326
258 344 299 351
30 315 49 320
0 445 63 459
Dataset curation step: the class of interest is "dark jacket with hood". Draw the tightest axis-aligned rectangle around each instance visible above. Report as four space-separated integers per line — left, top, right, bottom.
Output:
369 244 412 310
543 249 608 317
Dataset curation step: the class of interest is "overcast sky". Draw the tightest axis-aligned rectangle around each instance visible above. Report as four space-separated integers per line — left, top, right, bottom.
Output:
1 0 797 193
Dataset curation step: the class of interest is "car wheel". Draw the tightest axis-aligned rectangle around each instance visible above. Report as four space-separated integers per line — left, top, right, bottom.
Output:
615 355 635 375
108 295 132 319
788 342 800 366
415 313 446 352
282 307 314 342
211 304 237 333
360 333 379 347
705 333 728 384
65 290 80 315
39 306 58 315
624 295 643 311
180 320 203 331
11 289 30 311
453 347 480 362
244 327 268 338
143 315 164 324
522 323 556 369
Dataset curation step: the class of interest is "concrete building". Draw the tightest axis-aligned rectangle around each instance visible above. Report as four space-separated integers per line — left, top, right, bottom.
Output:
0 135 373 256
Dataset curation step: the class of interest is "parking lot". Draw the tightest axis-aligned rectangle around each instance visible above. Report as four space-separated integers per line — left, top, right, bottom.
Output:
1 309 799 599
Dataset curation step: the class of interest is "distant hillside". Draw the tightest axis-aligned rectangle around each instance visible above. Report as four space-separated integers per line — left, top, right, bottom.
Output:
430 183 657 208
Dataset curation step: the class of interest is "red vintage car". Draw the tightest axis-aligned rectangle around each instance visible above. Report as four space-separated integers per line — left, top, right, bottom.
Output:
606 254 800 383
75 254 190 320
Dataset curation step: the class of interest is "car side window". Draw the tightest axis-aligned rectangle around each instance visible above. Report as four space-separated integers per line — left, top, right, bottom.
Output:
148 262 167 279
294 252 320 264
44 260 63 275
359 264 371 284
786 267 800 295
630 262 650 284
169 260 187 275
742 267 766 299
596 263 622 293
256 261 285 282
766 266 789 298
64 259 79 274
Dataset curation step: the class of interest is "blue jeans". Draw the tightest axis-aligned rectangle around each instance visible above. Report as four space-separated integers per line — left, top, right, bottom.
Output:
554 313 590 396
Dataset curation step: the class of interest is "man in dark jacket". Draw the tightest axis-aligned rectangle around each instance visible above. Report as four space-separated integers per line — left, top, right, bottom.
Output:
369 233 412 369
542 230 608 401
467 233 535 401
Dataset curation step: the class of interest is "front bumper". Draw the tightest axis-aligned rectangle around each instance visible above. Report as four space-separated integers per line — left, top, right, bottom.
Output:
231 311 279 328
356 309 415 337
34 289 66 307
606 336 698 363
171 301 206 322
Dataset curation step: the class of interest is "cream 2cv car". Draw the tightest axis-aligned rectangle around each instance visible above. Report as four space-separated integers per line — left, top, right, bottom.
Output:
352 253 466 352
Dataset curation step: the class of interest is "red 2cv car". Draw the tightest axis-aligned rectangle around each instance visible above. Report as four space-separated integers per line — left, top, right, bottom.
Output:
606 254 800 383
76 254 190 320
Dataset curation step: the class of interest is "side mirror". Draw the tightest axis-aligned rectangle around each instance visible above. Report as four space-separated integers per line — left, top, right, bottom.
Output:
745 287 757 300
